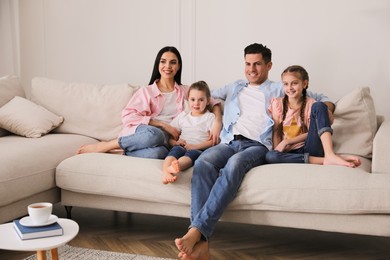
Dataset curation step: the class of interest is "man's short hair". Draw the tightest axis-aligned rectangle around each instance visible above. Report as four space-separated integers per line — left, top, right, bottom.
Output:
244 43 272 64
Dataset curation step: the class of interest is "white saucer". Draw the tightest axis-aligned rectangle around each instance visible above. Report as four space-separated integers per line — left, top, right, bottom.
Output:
19 214 58 227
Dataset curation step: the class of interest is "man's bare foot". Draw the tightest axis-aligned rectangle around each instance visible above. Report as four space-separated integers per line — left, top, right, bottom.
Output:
76 142 110 154
162 172 177 184
324 154 358 168
167 160 181 174
178 241 209 260
175 228 202 255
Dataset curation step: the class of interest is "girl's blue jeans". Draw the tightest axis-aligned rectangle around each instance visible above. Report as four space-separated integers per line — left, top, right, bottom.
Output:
266 102 333 164
118 124 170 159
167 145 202 162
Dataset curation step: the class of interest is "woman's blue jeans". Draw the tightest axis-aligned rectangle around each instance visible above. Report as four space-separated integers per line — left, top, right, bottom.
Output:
190 139 268 240
266 102 333 164
118 124 169 159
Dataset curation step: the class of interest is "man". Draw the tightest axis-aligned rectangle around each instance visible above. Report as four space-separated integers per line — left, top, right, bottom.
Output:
175 43 333 260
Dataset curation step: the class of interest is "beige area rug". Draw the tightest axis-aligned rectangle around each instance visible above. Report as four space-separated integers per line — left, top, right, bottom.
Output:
24 244 175 260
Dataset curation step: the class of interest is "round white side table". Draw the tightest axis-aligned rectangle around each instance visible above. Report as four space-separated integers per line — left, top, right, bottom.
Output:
0 218 79 260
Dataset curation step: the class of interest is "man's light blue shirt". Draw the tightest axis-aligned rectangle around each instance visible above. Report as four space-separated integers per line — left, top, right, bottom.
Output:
211 79 332 150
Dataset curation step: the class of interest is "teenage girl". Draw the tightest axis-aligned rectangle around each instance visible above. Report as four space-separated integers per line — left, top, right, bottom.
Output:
162 81 216 184
266 65 361 167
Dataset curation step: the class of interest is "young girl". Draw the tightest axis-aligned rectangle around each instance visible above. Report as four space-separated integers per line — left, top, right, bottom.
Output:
266 65 361 167
162 81 216 184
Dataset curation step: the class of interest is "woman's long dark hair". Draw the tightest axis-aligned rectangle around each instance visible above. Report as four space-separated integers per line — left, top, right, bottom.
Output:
148 46 183 85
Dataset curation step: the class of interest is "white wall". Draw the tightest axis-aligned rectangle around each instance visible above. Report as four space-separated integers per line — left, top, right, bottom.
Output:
18 0 390 118
0 0 19 76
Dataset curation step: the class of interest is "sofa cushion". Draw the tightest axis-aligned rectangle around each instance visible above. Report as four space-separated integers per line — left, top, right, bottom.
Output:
0 134 98 207
332 87 377 159
31 77 140 141
56 153 389 215
0 96 64 138
0 75 25 137
230 164 390 214
56 154 191 205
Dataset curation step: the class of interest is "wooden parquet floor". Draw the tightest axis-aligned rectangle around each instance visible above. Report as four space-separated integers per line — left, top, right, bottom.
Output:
2 204 390 259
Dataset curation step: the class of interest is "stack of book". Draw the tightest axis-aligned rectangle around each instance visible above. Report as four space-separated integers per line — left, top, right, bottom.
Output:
13 219 63 240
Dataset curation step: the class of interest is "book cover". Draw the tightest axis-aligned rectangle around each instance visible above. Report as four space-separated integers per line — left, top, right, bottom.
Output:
13 219 63 240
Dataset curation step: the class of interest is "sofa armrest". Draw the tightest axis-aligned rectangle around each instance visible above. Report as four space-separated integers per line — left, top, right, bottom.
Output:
372 120 390 174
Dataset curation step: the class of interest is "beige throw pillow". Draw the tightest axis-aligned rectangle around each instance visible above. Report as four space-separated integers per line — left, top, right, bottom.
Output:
31 77 139 141
332 87 377 158
0 96 64 138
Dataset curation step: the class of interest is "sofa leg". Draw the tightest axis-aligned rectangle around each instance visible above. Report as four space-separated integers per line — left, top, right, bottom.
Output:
64 206 73 219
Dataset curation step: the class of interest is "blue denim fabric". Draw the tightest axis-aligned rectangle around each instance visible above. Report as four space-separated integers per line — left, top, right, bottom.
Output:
265 102 333 164
265 147 308 164
118 124 170 159
167 145 202 162
190 139 268 239
304 102 333 157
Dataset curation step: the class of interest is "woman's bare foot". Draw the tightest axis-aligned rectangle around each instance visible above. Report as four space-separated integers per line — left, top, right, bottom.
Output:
167 160 181 174
323 154 359 168
175 228 202 255
178 241 209 260
76 139 120 154
162 172 177 184
76 141 112 154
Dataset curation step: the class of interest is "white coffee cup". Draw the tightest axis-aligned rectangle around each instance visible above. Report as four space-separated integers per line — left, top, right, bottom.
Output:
27 202 53 225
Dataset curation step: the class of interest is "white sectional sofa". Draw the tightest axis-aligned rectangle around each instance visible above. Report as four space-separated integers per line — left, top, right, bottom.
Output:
1 75 390 238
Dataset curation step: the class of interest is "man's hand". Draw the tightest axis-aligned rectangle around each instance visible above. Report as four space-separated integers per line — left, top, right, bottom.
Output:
210 104 222 145
209 121 222 145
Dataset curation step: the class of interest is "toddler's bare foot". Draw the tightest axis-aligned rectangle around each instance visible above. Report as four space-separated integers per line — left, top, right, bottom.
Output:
178 241 209 260
162 172 177 184
175 228 202 255
324 154 357 168
167 160 181 174
76 142 110 154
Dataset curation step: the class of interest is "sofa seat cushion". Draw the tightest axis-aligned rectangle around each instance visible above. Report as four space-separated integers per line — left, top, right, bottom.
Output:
0 134 97 206
57 153 192 206
56 153 390 215
231 164 390 214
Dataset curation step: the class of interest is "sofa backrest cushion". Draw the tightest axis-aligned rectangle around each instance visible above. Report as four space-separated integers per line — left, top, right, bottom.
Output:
332 87 377 159
0 75 25 137
31 77 140 141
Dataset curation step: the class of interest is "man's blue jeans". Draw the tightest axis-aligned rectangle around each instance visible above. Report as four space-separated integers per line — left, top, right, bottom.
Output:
266 102 333 164
118 124 169 159
190 139 268 240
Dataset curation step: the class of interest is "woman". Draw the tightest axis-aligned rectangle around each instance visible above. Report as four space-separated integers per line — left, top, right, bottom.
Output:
77 46 221 159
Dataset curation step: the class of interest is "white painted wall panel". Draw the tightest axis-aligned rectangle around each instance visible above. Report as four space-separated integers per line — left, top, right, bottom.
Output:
17 0 390 118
